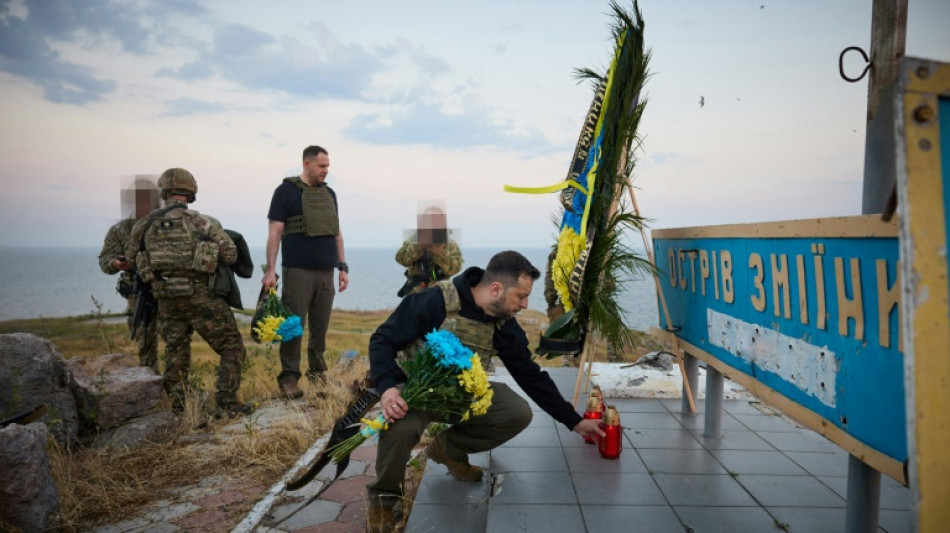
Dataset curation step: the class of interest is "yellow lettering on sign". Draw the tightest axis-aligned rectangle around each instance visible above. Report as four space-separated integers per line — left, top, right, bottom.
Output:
721 250 735 304
712 250 720 300
687 250 698 293
700 250 710 296
813 244 827 330
771 253 791 319
678 249 687 290
876 259 901 350
796 254 809 325
668 248 677 288
749 252 766 312
835 257 865 340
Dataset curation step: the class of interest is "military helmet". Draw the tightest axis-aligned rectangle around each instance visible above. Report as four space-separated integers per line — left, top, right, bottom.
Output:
158 168 198 195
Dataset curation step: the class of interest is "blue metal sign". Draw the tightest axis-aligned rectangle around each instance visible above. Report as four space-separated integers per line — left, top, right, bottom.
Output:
653 217 904 465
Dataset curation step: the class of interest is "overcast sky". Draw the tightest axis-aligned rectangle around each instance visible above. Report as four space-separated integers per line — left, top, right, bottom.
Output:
1 0 948 250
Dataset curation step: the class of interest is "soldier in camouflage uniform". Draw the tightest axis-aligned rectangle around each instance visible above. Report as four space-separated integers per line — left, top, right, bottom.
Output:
126 168 251 417
98 178 161 370
395 205 463 297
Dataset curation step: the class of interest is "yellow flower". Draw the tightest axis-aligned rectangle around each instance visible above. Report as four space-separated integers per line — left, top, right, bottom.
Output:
552 227 585 311
253 315 286 343
459 354 493 421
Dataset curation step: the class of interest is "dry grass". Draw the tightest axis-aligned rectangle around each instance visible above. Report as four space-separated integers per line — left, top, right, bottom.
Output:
2 307 662 531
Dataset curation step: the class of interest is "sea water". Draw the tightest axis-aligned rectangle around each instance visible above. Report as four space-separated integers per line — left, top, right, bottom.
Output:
0 246 659 331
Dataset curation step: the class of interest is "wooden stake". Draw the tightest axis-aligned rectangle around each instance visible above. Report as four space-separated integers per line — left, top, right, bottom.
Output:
627 185 697 412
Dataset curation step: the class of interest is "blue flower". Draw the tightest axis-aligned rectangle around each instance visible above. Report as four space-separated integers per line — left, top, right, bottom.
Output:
277 315 304 342
424 329 473 370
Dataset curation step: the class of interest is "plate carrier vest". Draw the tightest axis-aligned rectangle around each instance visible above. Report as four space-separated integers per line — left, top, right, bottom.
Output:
282 177 339 237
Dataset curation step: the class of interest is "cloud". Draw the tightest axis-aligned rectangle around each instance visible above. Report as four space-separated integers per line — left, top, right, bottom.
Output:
0 0 206 103
160 97 227 117
159 21 388 101
342 100 553 152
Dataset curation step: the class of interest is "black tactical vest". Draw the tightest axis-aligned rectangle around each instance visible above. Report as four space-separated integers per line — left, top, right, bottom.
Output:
399 280 501 372
282 177 339 236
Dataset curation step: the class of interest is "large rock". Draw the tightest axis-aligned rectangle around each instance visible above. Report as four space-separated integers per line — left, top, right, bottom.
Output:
0 422 60 532
90 411 179 450
67 353 164 430
0 333 79 445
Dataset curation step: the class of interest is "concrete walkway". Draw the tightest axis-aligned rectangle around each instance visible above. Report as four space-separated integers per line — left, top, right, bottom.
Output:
245 366 910 533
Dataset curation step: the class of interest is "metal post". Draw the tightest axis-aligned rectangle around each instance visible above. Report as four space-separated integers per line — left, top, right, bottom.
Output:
846 455 882 533
681 352 699 415
849 2 906 531
703 364 724 439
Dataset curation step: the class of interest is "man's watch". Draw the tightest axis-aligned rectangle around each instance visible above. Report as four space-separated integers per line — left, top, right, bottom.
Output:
337 261 349 273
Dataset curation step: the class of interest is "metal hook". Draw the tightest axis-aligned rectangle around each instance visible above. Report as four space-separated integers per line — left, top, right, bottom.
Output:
839 46 871 83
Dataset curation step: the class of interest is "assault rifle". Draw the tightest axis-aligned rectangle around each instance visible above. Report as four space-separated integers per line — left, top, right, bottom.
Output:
130 272 157 339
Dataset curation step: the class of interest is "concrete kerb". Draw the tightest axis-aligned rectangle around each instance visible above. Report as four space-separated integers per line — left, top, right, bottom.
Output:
232 432 331 533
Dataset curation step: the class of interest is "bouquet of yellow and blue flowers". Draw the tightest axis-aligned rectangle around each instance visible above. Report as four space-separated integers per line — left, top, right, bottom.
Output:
328 329 493 463
251 288 303 344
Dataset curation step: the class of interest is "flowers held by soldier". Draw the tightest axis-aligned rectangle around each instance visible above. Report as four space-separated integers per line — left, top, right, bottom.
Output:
328 329 493 463
252 289 303 343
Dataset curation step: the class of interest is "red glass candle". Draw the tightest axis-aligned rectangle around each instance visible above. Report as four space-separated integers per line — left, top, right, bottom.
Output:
598 406 622 459
583 394 604 444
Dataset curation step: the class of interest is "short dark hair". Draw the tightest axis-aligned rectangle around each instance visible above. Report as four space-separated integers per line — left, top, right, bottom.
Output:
302 145 328 160
482 250 541 287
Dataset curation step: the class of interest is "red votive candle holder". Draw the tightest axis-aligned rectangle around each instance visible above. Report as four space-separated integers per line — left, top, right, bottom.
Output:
598 406 622 460
583 394 604 444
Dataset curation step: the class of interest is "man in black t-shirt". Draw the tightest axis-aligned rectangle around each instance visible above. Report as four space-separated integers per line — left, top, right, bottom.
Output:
263 145 349 399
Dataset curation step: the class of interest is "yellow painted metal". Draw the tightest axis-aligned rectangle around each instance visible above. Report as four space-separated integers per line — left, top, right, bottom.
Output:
898 58 950 531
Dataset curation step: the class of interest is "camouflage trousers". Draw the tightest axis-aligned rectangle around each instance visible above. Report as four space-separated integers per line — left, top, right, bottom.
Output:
125 294 159 372
157 287 246 408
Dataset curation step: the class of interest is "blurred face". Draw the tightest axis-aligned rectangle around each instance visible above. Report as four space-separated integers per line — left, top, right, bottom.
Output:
486 274 533 319
304 153 330 183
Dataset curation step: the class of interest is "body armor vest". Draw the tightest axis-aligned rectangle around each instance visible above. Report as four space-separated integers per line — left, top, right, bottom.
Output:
399 280 501 372
282 177 339 236
140 207 218 297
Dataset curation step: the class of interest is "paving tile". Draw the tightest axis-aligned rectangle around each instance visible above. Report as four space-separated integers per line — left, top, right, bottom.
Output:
638 448 728 475
405 503 487 533
623 411 687 429
785 450 849 477
653 474 758 506
627 427 704 449
581 504 683 532
265 499 343 529
710 449 808 475
674 505 781 533
489 472 577 504
349 443 377 462
313 459 368 482
486 503 585 533
722 400 770 415
737 474 845 507
563 444 648 473
756 430 838 452
767 506 846 532
571 473 667 505
610 397 669 413
878 509 911 533
491 446 568 472
89 517 152 533
502 426 561 447
175 509 230 531
733 413 802 432
194 490 246 508
816 475 847 499
291 521 363 532
335 500 367 527
127 522 179 533
672 411 746 431
659 398 706 414
691 429 776 451
318 475 374 504
142 501 200 522
413 469 489 505
880 481 912 510
556 423 594 447
525 413 557 428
